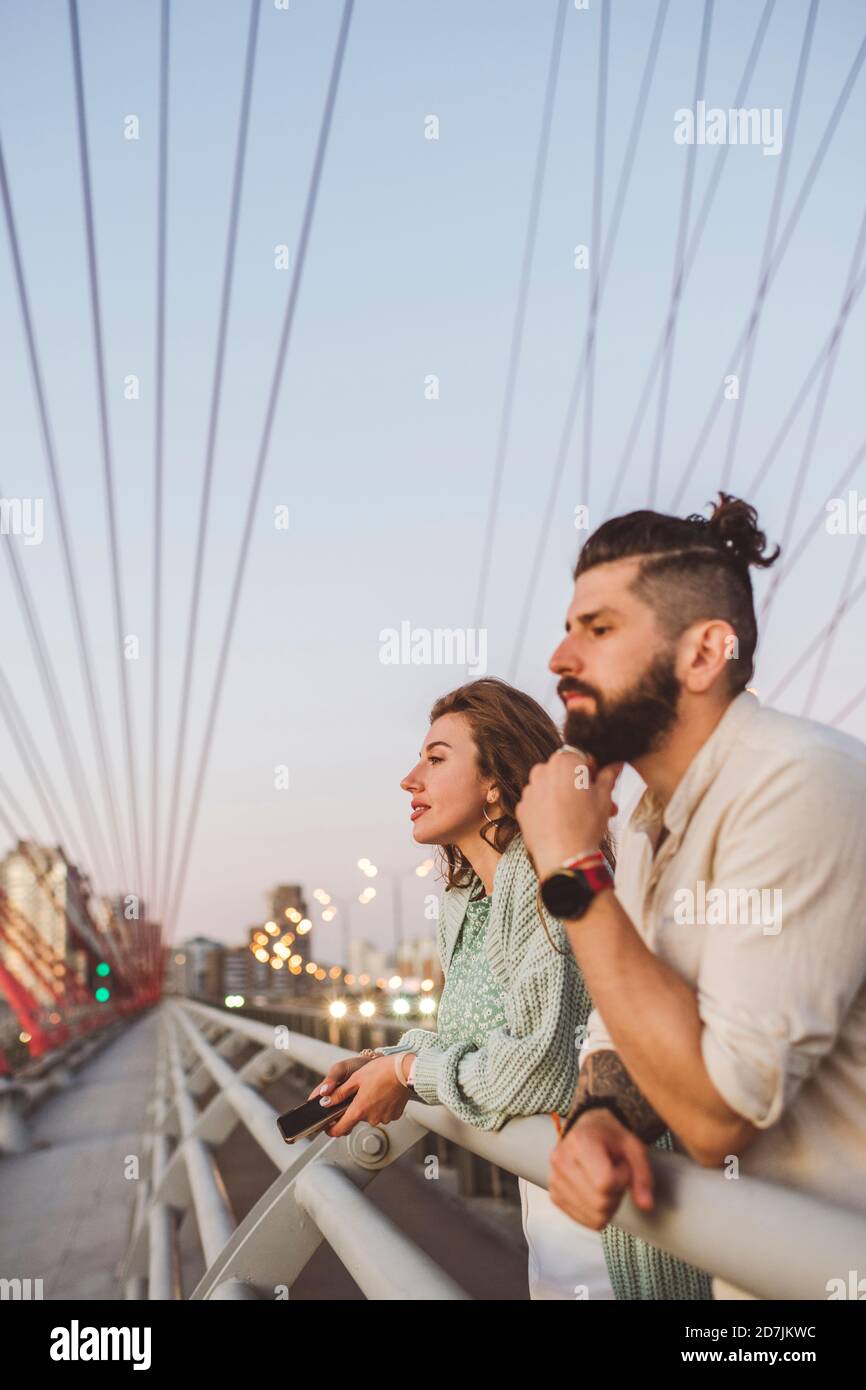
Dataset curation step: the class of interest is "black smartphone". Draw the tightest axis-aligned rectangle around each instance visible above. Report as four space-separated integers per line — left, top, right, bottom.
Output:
276 1094 353 1144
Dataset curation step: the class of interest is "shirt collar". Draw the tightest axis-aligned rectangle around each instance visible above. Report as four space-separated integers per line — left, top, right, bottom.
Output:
631 690 760 842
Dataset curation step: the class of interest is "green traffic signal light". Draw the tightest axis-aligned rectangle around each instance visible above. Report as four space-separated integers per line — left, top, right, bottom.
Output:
96 962 110 977
95 986 110 1003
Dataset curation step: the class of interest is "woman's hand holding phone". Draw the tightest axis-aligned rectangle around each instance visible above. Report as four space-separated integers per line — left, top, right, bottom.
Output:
307 1054 370 1102
320 1055 414 1138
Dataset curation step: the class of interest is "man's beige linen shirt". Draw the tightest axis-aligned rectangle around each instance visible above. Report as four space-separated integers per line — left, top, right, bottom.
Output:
580 690 866 1219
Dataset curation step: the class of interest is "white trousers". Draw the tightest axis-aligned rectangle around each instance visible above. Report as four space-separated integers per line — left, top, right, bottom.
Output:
518 1176 616 1300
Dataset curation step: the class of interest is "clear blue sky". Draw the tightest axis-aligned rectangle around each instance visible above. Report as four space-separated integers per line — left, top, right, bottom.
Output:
1 0 864 955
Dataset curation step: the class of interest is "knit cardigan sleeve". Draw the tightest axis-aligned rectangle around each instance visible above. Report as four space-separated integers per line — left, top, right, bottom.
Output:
378 1029 439 1058
412 838 591 1131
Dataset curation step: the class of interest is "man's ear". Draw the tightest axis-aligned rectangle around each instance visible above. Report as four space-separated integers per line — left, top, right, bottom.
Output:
677 619 733 693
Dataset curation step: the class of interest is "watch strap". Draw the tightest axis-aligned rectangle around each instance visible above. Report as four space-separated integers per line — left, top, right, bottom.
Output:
540 855 614 909
561 1092 632 1140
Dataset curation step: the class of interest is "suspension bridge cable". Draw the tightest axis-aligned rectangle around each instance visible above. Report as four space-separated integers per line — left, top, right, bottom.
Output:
760 205 866 625
505 0 670 680
68 0 145 898
747 261 866 499
580 0 611 515
0 536 113 891
766 568 866 705
0 665 85 865
472 0 569 633
720 0 819 491
0 766 43 846
149 0 171 921
831 669 866 728
160 0 261 927
508 0 781 680
646 0 714 508
669 24 866 511
605 0 776 516
164 0 356 938
0 134 129 892
756 434 866 601
801 539 864 717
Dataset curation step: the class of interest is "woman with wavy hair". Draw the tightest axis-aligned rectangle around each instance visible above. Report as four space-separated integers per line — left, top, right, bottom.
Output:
310 676 616 1298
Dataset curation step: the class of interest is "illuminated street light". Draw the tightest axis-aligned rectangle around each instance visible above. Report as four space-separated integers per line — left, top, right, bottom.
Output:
392 997 410 1015
419 996 436 1015
388 975 402 991
359 1000 376 1018
421 978 434 992
329 1000 347 1019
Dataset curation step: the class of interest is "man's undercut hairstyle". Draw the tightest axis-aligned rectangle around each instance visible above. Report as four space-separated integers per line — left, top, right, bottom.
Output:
573 494 781 693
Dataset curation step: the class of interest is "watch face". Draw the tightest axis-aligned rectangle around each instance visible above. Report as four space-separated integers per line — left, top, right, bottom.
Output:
541 869 593 920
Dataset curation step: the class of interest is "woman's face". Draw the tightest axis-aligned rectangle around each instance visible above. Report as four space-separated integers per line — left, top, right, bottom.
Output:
400 712 494 846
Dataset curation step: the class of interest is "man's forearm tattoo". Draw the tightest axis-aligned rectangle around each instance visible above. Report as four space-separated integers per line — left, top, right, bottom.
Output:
569 1050 666 1143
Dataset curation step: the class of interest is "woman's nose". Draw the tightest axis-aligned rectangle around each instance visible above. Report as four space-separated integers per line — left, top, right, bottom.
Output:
400 764 423 792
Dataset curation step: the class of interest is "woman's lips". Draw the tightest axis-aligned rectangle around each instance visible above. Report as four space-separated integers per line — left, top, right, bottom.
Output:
410 805 429 822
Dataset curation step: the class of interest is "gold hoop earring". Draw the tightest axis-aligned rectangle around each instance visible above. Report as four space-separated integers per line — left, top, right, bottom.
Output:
483 803 499 825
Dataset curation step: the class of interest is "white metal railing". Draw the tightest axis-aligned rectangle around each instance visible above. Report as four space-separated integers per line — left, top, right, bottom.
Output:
120 998 866 1301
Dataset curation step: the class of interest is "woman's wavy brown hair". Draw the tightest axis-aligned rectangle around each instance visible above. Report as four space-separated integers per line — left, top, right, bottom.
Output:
429 677 615 901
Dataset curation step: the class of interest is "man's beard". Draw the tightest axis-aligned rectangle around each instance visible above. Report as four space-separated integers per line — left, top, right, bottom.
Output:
560 649 681 768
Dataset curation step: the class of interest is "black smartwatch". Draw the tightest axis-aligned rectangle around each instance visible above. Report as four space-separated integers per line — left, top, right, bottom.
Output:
539 851 614 920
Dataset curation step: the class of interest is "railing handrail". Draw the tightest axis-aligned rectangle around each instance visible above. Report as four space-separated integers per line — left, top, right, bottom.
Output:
120 997 866 1302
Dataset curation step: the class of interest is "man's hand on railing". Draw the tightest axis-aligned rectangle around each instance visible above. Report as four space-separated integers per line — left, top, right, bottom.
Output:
318 1055 413 1139
549 1108 656 1230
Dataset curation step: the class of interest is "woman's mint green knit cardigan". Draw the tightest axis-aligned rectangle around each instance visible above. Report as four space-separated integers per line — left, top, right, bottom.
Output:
380 832 711 1301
